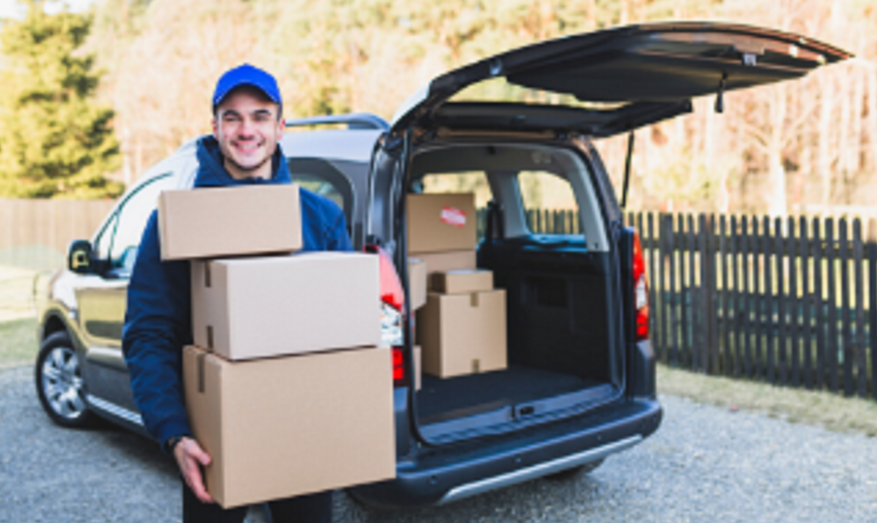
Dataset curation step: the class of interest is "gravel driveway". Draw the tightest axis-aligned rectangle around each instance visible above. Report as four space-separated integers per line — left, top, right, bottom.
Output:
2 364 876 523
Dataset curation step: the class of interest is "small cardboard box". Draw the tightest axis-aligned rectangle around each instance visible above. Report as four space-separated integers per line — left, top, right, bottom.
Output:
158 184 302 260
407 193 477 253
416 290 508 378
412 250 477 288
433 269 493 294
183 345 396 509
191 252 380 360
407 258 427 311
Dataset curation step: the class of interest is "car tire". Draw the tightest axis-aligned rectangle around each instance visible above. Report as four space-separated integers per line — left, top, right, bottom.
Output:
35 331 95 428
544 458 604 481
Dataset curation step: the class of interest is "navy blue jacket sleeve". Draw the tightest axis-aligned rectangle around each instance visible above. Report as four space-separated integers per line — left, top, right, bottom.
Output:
326 204 354 252
122 211 193 448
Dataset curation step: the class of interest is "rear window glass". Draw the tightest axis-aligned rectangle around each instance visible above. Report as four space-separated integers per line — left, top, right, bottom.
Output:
418 171 492 208
287 158 354 230
517 171 580 235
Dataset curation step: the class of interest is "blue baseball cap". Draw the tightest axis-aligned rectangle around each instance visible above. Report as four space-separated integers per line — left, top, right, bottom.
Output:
212 63 282 112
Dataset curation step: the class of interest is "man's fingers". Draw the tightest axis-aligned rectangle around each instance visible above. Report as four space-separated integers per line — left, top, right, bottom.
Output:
186 468 214 504
185 440 212 467
174 438 215 504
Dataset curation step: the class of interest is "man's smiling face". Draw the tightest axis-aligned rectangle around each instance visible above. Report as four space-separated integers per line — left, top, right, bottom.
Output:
212 86 284 180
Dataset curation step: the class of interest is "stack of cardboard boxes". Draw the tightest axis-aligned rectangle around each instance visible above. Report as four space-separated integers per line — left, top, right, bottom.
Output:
408 193 508 379
158 184 395 509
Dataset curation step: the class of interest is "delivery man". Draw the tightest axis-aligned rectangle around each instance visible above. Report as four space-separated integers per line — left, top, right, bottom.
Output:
122 64 350 522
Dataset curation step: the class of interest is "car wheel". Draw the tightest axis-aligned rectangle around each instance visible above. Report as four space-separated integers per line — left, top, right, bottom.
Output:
35 331 95 428
544 458 604 481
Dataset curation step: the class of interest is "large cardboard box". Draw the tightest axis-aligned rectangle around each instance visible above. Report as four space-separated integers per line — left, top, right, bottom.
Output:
433 269 493 294
183 345 396 509
191 252 380 360
158 184 302 260
407 193 477 253
416 290 508 378
412 250 477 289
407 258 427 311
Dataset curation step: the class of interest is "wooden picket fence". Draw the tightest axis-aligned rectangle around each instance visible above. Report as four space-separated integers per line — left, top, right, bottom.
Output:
475 207 877 400
625 211 877 400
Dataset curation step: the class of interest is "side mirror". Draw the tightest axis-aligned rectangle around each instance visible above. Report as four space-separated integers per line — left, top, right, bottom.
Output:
68 240 94 274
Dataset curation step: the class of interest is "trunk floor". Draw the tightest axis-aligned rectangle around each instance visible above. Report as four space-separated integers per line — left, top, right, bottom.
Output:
416 365 601 425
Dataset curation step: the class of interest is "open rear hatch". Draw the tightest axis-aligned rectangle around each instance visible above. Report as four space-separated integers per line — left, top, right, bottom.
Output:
397 22 849 445
392 21 850 136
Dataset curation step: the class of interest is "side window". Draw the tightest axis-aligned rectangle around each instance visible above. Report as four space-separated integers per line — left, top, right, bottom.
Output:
287 159 354 232
93 173 177 274
517 171 580 235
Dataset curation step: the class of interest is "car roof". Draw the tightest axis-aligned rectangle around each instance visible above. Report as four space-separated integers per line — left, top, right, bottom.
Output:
280 129 381 163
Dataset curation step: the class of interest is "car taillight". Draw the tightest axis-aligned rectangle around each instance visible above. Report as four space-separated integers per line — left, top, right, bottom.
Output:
366 244 408 387
631 231 650 342
392 347 404 381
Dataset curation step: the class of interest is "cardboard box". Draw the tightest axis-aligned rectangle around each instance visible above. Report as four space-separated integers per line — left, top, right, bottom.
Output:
158 184 302 260
416 290 508 378
433 269 493 294
183 345 396 509
412 250 477 289
407 258 427 311
413 345 422 391
407 193 477 253
191 252 380 360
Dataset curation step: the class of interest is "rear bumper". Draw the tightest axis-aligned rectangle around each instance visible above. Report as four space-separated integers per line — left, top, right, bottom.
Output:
350 397 662 508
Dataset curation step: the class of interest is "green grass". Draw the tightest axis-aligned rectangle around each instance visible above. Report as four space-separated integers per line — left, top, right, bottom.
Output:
0 317 38 370
658 363 877 437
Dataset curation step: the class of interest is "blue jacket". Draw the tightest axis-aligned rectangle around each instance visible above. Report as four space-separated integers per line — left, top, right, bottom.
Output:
122 136 353 448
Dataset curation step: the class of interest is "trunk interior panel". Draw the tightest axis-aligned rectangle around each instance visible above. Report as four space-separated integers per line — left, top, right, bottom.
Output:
414 235 618 440
480 236 614 385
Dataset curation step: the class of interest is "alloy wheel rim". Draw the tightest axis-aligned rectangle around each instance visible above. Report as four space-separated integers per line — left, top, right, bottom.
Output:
41 346 86 420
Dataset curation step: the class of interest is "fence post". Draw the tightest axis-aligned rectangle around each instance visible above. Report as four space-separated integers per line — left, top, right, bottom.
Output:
840 218 853 397
668 214 678 367
720 215 730 376
826 218 839 393
763 216 775 384
729 215 740 376
687 214 698 371
813 217 826 390
707 214 719 374
698 213 710 373
788 216 800 387
799 216 812 389
752 217 763 379
853 219 867 398
739 216 751 377
868 218 877 401
648 212 662 362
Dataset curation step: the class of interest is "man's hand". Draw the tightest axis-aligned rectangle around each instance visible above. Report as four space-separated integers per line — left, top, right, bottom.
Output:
174 437 214 504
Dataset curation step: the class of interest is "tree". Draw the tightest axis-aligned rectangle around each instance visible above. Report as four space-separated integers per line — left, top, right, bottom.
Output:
0 0 123 199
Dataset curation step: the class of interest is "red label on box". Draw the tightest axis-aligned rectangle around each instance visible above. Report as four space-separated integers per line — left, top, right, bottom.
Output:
440 206 467 228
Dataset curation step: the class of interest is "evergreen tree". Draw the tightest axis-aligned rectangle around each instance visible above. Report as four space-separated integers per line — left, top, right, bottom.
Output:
0 0 123 199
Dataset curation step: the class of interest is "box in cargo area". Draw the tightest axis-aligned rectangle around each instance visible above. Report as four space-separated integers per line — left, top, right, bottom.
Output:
412 250 477 287
407 258 427 311
183 345 396 509
416 290 508 378
191 252 380 360
407 193 476 253
158 184 302 260
432 269 493 294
